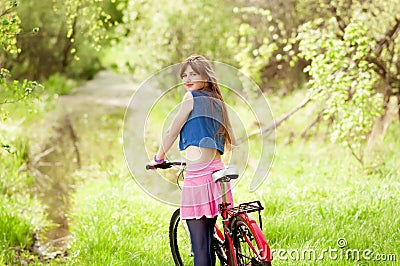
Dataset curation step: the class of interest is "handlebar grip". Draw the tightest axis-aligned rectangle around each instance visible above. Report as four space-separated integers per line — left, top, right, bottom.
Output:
145 161 186 170
145 161 172 170
146 164 156 170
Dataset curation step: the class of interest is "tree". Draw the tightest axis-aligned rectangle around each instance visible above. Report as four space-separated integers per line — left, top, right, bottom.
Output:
4 0 115 80
106 0 239 79
228 0 399 163
295 0 400 163
0 0 38 111
226 0 304 91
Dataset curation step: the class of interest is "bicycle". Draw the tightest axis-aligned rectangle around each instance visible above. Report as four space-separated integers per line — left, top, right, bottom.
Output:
146 161 273 266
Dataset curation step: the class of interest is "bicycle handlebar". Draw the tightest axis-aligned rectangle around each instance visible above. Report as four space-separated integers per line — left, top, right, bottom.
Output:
146 161 186 170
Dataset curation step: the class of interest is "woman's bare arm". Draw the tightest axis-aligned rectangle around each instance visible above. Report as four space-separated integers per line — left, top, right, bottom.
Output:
154 91 193 162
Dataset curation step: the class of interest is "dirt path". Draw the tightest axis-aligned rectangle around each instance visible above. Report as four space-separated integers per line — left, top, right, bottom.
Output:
60 70 137 112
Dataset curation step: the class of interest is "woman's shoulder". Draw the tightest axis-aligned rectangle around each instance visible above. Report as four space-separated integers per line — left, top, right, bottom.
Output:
182 91 194 106
177 91 193 114
183 90 194 99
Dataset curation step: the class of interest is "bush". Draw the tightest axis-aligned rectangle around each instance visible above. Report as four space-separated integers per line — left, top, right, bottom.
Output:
41 73 79 96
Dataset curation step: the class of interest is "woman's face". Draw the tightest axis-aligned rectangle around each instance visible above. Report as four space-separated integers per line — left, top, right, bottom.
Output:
181 65 206 91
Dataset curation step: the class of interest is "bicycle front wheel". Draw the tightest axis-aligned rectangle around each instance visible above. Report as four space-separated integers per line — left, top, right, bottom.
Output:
169 208 193 266
231 215 272 266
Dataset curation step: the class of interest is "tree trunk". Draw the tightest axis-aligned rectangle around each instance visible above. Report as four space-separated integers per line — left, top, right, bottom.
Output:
366 94 397 149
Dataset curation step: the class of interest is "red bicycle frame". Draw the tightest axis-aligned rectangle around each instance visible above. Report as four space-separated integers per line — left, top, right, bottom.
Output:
213 182 272 265
235 213 272 262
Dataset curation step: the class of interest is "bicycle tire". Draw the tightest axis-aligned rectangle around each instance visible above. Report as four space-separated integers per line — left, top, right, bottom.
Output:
230 215 272 266
169 208 193 266
213 225 231 266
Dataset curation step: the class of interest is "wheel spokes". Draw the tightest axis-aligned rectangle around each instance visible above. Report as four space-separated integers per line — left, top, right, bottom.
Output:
236 223 262 265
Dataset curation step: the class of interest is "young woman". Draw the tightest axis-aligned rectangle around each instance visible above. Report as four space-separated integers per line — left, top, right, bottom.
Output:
150 55 235 266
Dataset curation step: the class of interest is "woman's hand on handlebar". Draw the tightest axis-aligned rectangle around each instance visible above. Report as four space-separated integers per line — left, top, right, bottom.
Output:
149 154 165 166
146 153 168 169
146 158 164 170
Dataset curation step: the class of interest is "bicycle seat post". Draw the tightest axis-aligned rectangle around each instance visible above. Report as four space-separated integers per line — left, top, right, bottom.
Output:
221 182 227 203
212 167 238 207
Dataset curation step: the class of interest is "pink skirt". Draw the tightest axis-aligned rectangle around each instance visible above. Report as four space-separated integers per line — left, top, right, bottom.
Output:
180 158 234 220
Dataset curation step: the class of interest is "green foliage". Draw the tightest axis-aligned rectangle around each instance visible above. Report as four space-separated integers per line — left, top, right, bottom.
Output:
41 73 78 96
298 20 383 157
0 1 42 119
0 69 41 106
0 138 51 263
226 4 295 85
0 195 46 245
103 0 239 79
62 0 112 53
7 0 115 80
226 6 279 84
57 0 115 59
0 194 51 263
222 0 316 90
295 0 400 161
0 78 55 263
0 0 21 55
0 198 33 258
0 138 29 195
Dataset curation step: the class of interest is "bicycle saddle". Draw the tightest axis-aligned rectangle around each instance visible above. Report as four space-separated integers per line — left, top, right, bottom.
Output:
212 167 239 183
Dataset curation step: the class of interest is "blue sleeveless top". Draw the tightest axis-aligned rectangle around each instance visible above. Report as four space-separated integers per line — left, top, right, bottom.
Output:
179 90 225 155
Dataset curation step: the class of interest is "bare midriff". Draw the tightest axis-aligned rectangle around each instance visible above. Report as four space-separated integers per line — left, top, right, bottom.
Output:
185 145 221 165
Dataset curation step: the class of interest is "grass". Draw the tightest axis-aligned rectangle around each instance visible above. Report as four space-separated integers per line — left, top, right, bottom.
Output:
0 137 52 264
68 166 177 265
0 87 65 264
0 194 51 264
258 141 399 265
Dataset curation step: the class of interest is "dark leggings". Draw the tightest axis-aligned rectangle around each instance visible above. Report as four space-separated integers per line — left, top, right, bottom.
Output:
186 216 218 266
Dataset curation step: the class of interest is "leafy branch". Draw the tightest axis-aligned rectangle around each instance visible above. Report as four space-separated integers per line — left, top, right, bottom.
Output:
0 3 40 110
0 0 19 17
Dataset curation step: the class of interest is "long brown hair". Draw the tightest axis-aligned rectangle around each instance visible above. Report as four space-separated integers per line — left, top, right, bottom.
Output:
179 55 235 151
